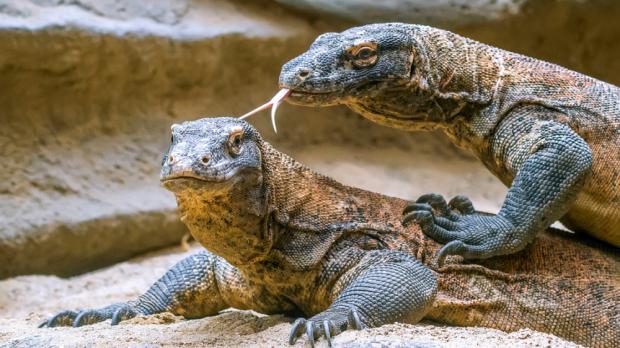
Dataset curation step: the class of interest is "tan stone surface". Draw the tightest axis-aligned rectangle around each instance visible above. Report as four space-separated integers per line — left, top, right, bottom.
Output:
3 0 620 278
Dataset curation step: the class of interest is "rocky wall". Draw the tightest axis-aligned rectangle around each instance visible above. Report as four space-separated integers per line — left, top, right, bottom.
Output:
2 0 620 278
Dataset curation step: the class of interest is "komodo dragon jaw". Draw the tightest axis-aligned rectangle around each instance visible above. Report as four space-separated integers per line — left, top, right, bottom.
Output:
39 118 620 348
277 23 620 262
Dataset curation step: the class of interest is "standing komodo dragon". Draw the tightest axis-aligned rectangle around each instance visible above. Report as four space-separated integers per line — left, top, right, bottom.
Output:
274 23 620 263
40 118 619 347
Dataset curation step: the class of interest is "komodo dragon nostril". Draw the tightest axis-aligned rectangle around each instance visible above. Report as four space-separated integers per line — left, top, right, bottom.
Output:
167 155 174 163
201 156 209 164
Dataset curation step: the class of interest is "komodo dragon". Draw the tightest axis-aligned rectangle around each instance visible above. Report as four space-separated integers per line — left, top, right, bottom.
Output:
40 118 619 347
272 23 620 264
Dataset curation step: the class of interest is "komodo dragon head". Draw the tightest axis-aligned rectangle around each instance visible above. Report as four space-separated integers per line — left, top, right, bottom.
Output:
158 116 413 269
277 23 483 131
160 117 269 265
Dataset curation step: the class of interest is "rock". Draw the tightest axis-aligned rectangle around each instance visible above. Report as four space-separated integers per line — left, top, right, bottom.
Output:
274 0 527 26
2 0 620 279
0 0 323 278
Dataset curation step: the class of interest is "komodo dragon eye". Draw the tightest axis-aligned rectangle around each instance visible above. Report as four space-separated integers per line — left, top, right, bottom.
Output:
227 128 244 156
348 43 378 68
356 47 374 59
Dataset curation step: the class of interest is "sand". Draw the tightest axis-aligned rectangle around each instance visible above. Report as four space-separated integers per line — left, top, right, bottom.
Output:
0 243 581 347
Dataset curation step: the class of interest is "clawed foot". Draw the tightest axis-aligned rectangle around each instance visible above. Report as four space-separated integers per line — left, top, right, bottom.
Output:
39 303 141 328
402 193 519 266
289 307 364 347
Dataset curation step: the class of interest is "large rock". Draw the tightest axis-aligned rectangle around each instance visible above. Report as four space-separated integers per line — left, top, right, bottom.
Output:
275 0 527 26
2 0 620 279
0 0 323 277
0 0 504 278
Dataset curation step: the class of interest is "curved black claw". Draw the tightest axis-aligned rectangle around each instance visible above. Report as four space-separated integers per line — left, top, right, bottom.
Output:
403 193 463 227
436 240 467 267
416 193 454 217
111 305 139 325
448 195 475 215
403 207 465 245
402 202 432 215
288 318 306 345
347 307 364 330
306 321 316 347
73 309 110 327
39 310 78 328
39 303 142 328
402 209 436 228
288 307 364 346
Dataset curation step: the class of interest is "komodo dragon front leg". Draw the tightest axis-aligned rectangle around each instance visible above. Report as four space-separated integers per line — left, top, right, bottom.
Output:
403 106 593 264
40 250 271 327
289 250 437 346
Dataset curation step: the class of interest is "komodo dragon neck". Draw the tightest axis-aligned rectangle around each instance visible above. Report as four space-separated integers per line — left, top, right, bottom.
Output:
258 141 432 268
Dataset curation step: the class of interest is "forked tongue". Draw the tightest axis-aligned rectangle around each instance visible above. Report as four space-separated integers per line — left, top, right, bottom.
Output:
239 88 291 133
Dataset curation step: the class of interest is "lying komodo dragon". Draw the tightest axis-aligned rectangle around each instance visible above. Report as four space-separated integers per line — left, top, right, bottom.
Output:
274 23 620 264
40 118 619 347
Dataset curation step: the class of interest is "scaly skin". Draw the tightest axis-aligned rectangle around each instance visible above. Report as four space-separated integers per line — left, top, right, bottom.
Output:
278 23 620 263
40 118 619 347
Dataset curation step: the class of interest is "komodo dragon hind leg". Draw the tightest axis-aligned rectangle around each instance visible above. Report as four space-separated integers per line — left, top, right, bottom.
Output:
289 250 437 347
39 251 236 327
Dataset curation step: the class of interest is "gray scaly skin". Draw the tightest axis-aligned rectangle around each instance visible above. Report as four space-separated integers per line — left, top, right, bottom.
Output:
40 117 619 347
278 23 620 264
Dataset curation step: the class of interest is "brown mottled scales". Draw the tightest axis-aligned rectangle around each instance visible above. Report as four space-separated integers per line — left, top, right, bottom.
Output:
278 23 620 264
41 118 619 347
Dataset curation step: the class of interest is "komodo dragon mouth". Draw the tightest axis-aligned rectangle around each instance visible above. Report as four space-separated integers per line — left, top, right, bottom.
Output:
238 88 342 133
160 174 215 191
160 175 236 193
161 166 260 189
160 169 218 183
160 174 210 182
239 80 402 132
239 88 291 133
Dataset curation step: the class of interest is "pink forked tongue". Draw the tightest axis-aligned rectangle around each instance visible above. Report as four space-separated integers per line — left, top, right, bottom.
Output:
239 88 291 133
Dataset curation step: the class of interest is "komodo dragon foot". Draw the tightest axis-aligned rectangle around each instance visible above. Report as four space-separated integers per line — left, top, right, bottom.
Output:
290 251 437 347
38 303 143 327
39 251 235 328
402 193 526 266
288 307 364 347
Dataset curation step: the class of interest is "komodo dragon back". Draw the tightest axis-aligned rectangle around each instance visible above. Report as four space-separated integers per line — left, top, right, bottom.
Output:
260 137 620 346
428 230 620 347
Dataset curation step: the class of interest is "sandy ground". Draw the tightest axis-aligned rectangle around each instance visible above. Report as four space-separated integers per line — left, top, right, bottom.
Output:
0 242 581 348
